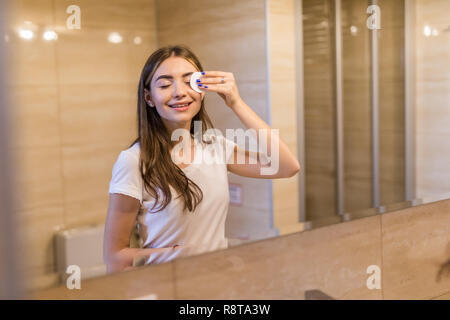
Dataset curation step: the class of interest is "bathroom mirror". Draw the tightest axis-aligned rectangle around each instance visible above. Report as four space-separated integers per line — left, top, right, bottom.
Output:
3 0 448 291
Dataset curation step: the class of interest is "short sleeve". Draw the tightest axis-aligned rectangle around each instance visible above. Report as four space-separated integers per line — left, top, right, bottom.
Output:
109 151 143 203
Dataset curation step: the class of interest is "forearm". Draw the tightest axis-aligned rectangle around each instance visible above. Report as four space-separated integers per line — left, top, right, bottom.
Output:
231 99 300 176
105 247 175 274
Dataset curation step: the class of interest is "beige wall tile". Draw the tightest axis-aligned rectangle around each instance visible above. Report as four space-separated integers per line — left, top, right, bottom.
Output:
12 147 64 212
204 80 268 138
59 83 137 146
174 215 382 299
10 0 54 26
415 0 450 198
30 261 176 300
8 39 58 86
54 0 157 30
55 27 135 85
129 30 159 82
273 178 299 222
382 199 450 299
27 199 450 300
268 0 299 232
23 268 61 293
64 197 109 229
61 143 125 227
157 2 266 82
9 85 61 149
227 173 271 211
8 0 158 292
416 133 450 196
16 206 65 275
8 0 57 86
7 31 57 87
225 206 275 242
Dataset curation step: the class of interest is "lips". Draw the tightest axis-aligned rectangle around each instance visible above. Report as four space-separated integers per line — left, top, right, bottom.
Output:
169 101 192 108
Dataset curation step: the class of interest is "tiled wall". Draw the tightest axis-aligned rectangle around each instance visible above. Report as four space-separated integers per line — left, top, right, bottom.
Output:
8 0 159 291
267 0 301 235
415 0 450 197
31 198 450 300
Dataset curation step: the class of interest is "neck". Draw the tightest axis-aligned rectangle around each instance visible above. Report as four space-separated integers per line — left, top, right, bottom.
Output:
162 119 192 146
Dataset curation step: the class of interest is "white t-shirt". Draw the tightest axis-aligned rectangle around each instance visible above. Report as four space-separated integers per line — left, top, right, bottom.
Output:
108 135 237 265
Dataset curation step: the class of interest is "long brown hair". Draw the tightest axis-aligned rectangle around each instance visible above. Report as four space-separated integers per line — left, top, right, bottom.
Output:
129 45 214 213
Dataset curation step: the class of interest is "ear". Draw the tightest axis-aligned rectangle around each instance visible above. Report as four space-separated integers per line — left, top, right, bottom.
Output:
143 88 154 107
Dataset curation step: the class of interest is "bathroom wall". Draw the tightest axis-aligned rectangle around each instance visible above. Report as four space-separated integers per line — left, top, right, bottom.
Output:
415 0 450 197
31 198 450 300
8 0 159 291
267 0 301 235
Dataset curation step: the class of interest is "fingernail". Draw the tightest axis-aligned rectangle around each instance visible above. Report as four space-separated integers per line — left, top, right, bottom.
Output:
196 79 200 82
204 85 208 88
201 72 205 75
198 84 203 87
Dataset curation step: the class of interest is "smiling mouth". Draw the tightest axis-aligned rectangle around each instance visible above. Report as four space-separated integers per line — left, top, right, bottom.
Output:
169 102 192 108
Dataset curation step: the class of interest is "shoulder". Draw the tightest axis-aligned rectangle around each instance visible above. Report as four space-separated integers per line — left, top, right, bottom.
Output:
113 142 141 169
122 142 141 159
125 141 141 157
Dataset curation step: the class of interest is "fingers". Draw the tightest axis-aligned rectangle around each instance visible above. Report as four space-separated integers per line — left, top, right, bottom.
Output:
199 71 233 84
197 83 221 91
198 78 228 85
201 71 227 77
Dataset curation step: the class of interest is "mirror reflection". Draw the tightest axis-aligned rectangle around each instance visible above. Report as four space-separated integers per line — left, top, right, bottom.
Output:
3 0 449 292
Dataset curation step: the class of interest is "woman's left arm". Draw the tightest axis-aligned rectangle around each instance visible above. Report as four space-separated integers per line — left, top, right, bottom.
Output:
199 71 300 179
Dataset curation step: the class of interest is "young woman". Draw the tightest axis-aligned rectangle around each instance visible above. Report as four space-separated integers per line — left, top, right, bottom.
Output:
103 45 300 273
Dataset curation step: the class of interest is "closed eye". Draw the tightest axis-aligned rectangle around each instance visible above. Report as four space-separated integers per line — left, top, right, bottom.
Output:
160 82 191 89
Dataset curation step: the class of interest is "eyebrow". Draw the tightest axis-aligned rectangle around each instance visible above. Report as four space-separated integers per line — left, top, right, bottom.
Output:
155 72 194 82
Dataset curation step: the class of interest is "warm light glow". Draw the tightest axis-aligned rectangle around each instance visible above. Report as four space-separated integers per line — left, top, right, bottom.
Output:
18 28 34 40
424 25 431 37
350 25 358 36
133 36 142 45
43 30 58 41
108 32 123 44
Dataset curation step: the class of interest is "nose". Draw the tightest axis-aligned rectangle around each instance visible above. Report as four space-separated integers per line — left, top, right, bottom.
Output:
173 79 189 99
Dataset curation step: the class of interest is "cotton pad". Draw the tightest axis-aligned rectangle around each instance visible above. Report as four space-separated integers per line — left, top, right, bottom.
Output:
190 72 204 93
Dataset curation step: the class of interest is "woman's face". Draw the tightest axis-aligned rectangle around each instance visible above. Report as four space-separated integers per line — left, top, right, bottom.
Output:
145 55 204 130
